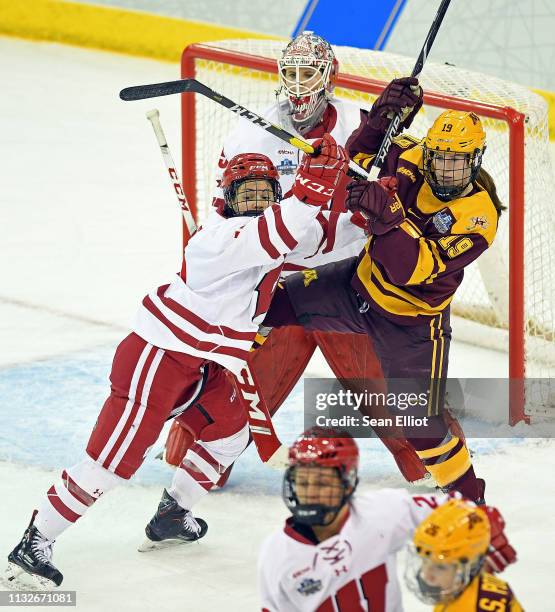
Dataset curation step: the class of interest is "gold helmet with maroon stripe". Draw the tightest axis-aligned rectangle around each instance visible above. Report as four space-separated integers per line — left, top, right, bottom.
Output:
278 31 338 134
423 110 487 200
405 498 490 604
221 153 282 217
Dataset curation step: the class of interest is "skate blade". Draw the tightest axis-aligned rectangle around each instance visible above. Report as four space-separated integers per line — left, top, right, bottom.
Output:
138 537 197 553
3 562 58 591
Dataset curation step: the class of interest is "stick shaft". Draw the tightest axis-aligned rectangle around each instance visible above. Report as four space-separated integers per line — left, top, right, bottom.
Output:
146 109 197 236
123 80 367 179
368 0 451 180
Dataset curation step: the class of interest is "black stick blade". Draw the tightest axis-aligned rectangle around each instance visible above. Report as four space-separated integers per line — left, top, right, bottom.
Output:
119 79 197 101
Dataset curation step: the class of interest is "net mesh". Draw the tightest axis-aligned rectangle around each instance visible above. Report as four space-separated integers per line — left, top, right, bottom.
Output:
183 40 555 417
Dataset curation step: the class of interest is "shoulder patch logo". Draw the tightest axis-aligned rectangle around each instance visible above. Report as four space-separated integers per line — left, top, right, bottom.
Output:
431 209 455 234
466 216 489 231
297 577 323 597
276 158 297 175
398 166 416 183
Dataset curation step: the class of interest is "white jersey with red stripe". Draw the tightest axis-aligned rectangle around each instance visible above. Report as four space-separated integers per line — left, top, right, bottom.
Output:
258 489 447 612
214 97 367 275
132 197 362 376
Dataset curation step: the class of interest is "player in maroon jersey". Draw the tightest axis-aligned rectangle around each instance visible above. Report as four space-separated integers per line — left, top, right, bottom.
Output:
264 78 506 503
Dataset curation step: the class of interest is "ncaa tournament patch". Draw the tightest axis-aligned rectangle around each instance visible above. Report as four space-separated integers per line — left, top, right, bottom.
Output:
276 158 297 175
297 577 323 596
432 208 455 234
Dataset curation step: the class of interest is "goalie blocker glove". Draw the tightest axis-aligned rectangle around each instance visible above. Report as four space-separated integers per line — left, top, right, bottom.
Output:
292 133 348 205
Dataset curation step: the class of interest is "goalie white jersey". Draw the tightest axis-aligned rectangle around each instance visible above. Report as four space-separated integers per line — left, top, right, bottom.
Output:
258 489 447 612
214 97 367 273
132 196 363 376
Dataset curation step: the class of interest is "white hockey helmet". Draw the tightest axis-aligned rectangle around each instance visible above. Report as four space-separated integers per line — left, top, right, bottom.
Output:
278 32 338 132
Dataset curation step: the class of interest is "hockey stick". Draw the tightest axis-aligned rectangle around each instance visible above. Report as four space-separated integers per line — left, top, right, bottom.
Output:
146 109 288 468
368 0 451 180
123 80 367 180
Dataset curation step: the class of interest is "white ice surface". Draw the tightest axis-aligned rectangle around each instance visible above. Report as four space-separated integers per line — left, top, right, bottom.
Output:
1 37 554 610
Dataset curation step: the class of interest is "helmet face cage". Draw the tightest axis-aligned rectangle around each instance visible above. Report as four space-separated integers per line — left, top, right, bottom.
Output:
405 544 484 605
278 32 336 131
422 146 484 201
282 463 358 527
223 177 282 218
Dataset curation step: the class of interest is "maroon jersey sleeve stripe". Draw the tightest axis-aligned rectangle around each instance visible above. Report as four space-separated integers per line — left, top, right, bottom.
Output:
271 205 298 250
143 295 251 360
282 262 308 272
258 216 282 259
156 286 254 341
322 211 339 254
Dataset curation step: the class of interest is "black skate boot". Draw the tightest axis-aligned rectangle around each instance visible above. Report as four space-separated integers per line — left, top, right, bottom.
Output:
5 511 63 589
138 490 208 552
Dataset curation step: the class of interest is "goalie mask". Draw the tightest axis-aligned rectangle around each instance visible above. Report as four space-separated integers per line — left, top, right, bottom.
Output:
405 499 490 605
221 153 282 218
422 110 486 201
283 427 359 526
277 31 338 134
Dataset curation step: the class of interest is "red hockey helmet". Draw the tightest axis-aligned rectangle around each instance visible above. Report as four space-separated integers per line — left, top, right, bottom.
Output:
221 153 282 217
283 428 359 526
289 427 359 472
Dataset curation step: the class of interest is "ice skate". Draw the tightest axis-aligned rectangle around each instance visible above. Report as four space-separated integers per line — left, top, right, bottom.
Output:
4 512 63 590
138 490 208 552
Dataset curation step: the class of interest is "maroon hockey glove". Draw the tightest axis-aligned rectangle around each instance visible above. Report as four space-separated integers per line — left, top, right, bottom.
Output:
483 506 517 574
292 133 349 205
345 176 405 235
368 77 423 132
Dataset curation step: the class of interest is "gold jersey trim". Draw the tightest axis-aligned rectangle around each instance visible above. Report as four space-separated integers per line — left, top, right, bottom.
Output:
356 245 453 318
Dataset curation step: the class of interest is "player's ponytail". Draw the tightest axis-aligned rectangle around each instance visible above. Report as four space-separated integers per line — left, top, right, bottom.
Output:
476 167 506 216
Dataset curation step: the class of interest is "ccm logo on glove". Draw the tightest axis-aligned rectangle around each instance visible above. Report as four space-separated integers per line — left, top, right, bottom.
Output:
292 133 349 205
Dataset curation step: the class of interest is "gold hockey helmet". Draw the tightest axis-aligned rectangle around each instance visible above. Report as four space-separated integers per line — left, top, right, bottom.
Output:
405 499 490 604
423 110 486 200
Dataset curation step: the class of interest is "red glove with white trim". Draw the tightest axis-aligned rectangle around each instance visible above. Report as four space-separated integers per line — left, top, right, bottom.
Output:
292 133 349 205
345 176 405 235
483 506 517 573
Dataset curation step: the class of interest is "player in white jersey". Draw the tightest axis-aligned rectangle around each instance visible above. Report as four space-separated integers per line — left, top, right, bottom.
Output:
164 31 428 485
258 429 516 612
5 140 353 590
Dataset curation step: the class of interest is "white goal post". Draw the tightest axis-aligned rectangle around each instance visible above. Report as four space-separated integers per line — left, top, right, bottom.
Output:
180 39 555 424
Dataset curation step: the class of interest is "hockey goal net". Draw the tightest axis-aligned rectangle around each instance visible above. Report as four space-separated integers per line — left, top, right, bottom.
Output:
180 39 555 423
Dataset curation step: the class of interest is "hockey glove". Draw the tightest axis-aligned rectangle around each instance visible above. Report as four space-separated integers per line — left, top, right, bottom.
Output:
483 506 517 574
368 77 423 132
292 133 349 206
345 176 405 235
